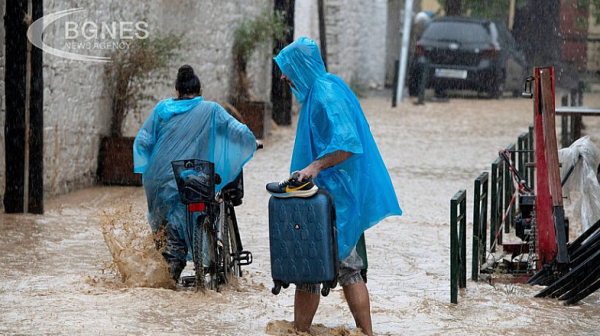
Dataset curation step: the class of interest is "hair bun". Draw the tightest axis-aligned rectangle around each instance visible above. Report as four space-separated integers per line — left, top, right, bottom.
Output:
175 64 201 97
177 65 195 81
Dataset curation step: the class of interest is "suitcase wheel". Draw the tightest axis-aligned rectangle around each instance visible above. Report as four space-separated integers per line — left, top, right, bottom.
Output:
272 280 285 295
321 286 330 297
272 285 281 295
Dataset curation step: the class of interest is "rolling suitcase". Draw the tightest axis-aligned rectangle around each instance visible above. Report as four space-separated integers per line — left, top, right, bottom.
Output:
268 189 339 296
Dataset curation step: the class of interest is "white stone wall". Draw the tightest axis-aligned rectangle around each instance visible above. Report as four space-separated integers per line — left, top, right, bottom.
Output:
41 0 157 196
2 0 389 202
354 0 388 89
385 0 401 87
38 0 270 197
294 0 388 89
294 0 320 45
121 0 272 136
0 0 5 210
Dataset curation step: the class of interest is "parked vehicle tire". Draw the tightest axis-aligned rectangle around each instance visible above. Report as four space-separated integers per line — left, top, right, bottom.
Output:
489 72 505 99
434 87 447 98
193 215 208 289
408 68 421 97
222 205 241 282
195 215 218 291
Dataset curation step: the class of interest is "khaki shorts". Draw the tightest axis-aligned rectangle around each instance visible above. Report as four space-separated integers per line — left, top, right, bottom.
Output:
296 247 364 294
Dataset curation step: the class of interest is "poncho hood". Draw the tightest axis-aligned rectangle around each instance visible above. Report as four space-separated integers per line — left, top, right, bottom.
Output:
274 37 327 103
155 96 204 121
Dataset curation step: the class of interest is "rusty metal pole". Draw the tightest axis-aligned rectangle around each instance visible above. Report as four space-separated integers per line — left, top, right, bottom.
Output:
535 67 569 267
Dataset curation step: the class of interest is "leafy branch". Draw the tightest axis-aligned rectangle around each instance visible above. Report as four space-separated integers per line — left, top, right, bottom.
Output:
232 11 288 103
104 32 183 137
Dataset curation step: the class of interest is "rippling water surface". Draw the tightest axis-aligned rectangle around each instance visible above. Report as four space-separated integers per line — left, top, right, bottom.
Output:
1 93 599 335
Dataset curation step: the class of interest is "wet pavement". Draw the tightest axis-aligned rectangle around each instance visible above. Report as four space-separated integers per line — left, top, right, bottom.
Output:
1 92 600 335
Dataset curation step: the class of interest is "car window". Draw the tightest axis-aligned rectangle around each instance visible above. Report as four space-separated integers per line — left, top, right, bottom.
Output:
421 21 490 43
489 23 500 44
505 29 517 49
494 22 515 49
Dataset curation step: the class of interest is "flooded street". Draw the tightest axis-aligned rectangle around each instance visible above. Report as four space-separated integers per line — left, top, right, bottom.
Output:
2 92 600 335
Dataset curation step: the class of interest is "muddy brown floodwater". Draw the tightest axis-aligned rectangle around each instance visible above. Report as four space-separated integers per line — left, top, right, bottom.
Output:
2 91 600 336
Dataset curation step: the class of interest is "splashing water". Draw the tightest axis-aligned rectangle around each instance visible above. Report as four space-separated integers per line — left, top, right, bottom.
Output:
99 204 175 289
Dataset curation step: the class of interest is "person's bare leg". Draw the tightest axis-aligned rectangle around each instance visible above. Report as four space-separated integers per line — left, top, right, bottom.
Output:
294 289 320 333
343 281 373 336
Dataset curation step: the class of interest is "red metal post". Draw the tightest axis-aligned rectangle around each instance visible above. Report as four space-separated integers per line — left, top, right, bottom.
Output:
534 67 557 267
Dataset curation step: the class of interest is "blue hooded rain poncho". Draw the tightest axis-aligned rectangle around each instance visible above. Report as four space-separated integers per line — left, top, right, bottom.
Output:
274 37 402 260
133 96 256 257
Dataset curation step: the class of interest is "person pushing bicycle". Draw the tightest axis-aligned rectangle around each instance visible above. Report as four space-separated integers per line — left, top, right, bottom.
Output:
133 64 257 281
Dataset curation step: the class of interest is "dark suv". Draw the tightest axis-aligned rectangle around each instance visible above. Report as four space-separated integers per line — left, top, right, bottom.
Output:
408 16 527 99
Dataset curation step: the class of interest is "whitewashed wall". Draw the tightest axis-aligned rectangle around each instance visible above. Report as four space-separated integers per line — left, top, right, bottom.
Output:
294 0 321 45
41 0 150 196
294 0 388 89
1 0 391 204
30 0 271 198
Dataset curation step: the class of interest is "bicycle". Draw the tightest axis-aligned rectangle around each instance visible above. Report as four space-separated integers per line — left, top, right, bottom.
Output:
171 158 254 291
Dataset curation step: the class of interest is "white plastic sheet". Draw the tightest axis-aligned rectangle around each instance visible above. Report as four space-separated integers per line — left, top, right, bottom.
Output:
558 136 600 231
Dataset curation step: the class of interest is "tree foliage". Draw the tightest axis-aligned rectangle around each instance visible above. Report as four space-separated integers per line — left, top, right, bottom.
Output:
233 11 287 61
438 0 513 21
439 0 600 23
232 11 288 103
104 32 183 137
572 0 600 24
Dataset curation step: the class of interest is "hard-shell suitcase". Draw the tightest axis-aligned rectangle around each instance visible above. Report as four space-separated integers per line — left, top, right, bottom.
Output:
268 190 339 296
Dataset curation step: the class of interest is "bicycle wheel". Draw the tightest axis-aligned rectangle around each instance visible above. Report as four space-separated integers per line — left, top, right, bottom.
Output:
226 205 242 278
192 215 205 289
221 207 240 283
194 215 218 290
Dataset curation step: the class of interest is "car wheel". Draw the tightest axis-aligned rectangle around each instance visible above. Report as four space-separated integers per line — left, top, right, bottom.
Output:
408 65 421 97
434 87 447 98
489 76 505 99
408 76 420 97
512 89 521 98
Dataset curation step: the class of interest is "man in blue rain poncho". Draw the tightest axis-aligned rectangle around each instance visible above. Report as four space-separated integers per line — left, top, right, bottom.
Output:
133 65 257 281
273 37 402 336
